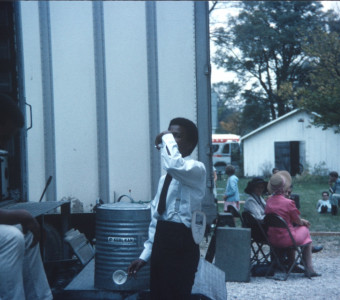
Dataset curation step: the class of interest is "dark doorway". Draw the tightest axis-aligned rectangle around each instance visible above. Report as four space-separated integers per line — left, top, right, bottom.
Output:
274 141 302 176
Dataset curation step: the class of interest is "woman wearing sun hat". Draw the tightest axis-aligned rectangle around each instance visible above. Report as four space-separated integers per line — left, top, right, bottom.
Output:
265 171 320 277
244 177 268 220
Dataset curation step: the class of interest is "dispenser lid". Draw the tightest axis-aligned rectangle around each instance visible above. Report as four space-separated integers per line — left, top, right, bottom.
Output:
98 202 150 211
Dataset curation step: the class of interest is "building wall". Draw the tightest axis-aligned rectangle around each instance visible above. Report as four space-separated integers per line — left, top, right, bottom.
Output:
243 111 340 176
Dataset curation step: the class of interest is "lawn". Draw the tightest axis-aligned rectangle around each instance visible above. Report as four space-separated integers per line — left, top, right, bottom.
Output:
216 175 340 232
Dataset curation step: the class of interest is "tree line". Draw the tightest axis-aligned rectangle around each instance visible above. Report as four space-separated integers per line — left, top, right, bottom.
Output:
211 1 340 135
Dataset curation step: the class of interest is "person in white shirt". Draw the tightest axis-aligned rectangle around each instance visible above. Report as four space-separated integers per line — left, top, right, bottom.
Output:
128 117 206 300
316 191 332 213
0 94 52 300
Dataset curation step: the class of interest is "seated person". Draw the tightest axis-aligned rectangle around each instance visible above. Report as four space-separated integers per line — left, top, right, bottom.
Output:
288 186 300 209
285 182 323 254
272 167 279 174
316 191 332 213
243 177 268 246
243 177 267 220
329 171 340 215
265 171 320 277
0 94 52 299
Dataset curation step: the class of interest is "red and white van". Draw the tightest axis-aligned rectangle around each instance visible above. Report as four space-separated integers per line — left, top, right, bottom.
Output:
212 134 240 173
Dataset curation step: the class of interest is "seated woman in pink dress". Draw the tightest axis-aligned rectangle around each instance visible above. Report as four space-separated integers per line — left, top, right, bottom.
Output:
265 171 320 277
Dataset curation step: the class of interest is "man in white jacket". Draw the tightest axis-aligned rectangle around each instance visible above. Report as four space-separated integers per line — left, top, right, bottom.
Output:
128 117 206 300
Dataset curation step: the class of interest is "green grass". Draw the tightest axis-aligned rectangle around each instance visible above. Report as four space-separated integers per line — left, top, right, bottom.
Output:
216 175 340 232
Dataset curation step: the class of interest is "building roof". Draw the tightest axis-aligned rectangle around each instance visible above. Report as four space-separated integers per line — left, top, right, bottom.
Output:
240 109 303 142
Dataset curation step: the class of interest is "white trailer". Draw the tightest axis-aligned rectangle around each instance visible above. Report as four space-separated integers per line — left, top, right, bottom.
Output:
1 1 215 222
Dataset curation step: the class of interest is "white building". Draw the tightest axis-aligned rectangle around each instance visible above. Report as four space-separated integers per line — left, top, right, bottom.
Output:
240 109 340 177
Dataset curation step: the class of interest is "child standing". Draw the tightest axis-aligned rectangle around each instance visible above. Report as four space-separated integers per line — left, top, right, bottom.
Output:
223 165 240 211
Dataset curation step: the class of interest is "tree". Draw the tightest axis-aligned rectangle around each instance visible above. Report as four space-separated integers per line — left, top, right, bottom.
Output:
240 90 271 135
212 81 241 109
219 111 242 135
209 1 218 14
212 81 242 134
211 1 326 121
297 11 340 132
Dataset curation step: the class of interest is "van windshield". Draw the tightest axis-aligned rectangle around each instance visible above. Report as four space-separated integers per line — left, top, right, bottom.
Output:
222 144 230 154
212 144 219 153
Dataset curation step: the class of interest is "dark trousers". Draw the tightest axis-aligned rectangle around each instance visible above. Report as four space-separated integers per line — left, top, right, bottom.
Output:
331 205 338 215
150 220 199 300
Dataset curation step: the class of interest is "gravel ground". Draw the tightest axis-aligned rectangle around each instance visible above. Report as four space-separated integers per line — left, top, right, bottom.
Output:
201 235 340 300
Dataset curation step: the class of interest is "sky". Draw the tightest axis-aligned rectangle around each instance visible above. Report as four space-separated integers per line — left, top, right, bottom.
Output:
209 1 340 84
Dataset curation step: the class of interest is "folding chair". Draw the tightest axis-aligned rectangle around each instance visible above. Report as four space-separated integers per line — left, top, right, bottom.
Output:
241 211 270 266
226 205 245 227
263 213 310 280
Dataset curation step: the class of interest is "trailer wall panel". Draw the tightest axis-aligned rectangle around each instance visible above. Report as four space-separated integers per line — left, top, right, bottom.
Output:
104 2 150 202
157 2 197 134
50 2 98 209
20 2 46 201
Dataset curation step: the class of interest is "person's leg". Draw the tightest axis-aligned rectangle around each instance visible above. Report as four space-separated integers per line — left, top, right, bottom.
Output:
23 231 52 300
150 238 163 300
321 206 327 214
223 201 229 212
150 221 199 300
302 243 316 274
330 194 338 215
0 225 26 300
331 205 338 215
286 249 296 268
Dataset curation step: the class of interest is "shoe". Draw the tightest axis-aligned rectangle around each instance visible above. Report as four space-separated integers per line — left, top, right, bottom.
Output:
305 271 321 278
312 245 323 253
292 265 305 273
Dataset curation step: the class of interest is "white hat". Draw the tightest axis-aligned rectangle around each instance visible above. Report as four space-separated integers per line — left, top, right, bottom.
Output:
267 170 292 194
